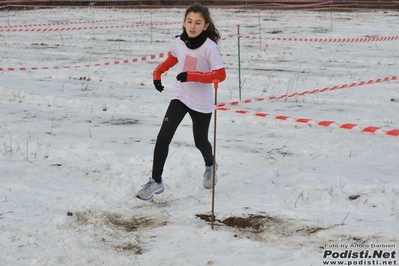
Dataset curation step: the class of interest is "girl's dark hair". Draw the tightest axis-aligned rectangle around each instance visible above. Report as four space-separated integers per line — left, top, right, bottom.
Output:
184 3 221 44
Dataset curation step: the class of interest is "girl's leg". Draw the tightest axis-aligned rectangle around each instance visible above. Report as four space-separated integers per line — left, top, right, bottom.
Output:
189 109 213 166
152 100 188 182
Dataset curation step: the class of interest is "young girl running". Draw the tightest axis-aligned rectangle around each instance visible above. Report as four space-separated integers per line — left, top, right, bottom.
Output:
136 3 226 200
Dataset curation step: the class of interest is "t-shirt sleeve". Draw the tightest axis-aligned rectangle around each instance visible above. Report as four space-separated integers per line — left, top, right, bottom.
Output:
207 42 224 71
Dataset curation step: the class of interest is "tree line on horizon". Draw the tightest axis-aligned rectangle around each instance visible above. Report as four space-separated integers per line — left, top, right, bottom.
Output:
1 0 398 10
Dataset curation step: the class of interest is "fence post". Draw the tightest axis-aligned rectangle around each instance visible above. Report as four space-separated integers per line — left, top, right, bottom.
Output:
237 24 242 101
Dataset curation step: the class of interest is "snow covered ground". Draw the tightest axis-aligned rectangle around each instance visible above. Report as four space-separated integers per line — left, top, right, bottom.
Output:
0 7 398 266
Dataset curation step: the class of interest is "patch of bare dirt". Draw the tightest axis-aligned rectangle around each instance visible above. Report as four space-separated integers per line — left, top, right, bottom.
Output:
70 209 167 254
196 213 334 241
106 213 167 232
105 118 140 125
115 243 143 255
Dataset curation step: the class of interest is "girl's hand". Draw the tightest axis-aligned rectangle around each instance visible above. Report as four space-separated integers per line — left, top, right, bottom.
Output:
153 80 164 92
176 72 188 82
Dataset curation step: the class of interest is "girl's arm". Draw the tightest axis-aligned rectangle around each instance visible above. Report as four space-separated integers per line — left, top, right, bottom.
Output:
153 53 178 80
176 68 226 83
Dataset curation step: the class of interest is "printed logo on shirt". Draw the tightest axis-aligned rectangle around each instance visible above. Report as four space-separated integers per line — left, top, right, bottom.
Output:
183 55 197 72
164 117 169 122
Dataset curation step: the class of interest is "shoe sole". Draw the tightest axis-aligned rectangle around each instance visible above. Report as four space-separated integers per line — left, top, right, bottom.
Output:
203 177 218 189
136 187 164 201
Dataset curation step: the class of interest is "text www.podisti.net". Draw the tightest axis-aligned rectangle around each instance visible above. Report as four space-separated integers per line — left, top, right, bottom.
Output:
322 248 397 265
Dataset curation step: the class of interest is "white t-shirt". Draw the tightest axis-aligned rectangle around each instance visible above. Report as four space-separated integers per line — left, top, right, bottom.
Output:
171 37 224 113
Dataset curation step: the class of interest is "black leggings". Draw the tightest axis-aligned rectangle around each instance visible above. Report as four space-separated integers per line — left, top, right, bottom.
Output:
152 99 213 182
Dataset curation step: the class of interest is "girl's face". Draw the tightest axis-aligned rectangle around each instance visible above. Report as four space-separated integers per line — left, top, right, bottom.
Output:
184 12 209 38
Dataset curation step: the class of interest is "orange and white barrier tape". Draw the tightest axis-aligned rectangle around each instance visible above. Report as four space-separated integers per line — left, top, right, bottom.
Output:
0 52 171 72
0 17 151 29
217 106 399 137
0 21 181 33
266 36 399 43
222 34 399 43
217 75 398 107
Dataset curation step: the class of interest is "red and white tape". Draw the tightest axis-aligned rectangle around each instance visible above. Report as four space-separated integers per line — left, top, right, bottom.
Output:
222 34 399 43
217 75 398 107
0 21 181 33
0 52 171 72
266 36 399 43
217 107 399 137
0 17 151 29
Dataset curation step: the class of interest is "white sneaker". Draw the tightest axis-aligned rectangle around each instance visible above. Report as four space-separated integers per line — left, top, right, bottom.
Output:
203 164 218 189
136 178 164 201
